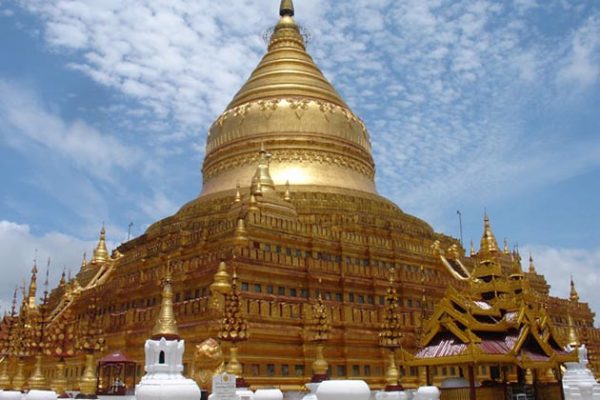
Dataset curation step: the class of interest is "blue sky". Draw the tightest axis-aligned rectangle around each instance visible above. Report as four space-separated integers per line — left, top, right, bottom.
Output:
0 0 599 316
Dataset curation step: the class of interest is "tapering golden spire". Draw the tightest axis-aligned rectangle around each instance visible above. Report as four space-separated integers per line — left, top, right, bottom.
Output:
503 238 510 255
210 261 233 295
234 182 242 203
470 240 475 256
201 0 376 197
570 276 580 303
284 180 291 202
251 144 275 194
151 272 180 340
28 261 38 308
510 252 523 276
91 225 109 264
479 213 499 258
81 252 88 269
567 313 580 347
59 268 66 287
280 0 294 16
528 253 536 273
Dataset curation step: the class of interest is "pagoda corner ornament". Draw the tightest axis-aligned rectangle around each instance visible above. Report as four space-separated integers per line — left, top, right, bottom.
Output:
378 269 404 392
217 266 250 389
307 284 332 384
135 272 201 400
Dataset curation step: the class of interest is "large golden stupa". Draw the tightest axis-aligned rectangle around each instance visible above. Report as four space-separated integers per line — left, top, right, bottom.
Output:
1 0 598 393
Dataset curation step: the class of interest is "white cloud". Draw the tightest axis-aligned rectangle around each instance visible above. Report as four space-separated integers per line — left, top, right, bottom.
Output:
0 220 104 312
522 244 600 321
0 80 140 183
558 14 600 87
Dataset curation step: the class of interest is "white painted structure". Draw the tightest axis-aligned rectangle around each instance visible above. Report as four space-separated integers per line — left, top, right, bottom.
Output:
253 389 282 400
0 391 23 400
25 390 57 400
563 344 600 400
375 391 408 400
315 380 370 400
301 383 319 400
135 337 201 400
414 386 440 400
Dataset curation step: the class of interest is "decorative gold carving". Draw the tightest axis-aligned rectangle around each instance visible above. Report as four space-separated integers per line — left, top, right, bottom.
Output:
192 338 225 392
203 148 374 181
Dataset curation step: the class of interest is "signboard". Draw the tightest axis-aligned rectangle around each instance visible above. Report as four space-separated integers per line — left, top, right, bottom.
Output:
212 373 237 400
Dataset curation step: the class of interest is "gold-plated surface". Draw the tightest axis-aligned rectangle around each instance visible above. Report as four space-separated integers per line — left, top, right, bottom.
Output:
91 225 109 264
567 313 580 347
225 345 242 377
219 268 249 382
0 358 10 389
384 350 400 387
192 338 225 392
570 277 580 302
210 261 233 295
379 270 403 388
51 360 68 396
28 355 48 390
202 1 375 196
79 353 97 396
479 213 499 260
151 272 180 340
12 359 25 391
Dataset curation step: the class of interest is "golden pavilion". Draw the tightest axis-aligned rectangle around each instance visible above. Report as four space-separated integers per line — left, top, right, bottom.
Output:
0 0 598 397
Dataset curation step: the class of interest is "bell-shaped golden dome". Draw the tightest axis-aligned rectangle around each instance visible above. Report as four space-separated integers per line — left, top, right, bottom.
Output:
201 0 376 196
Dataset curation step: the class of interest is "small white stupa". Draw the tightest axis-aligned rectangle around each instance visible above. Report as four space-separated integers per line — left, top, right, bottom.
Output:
563 343 600 400
135 273 201 400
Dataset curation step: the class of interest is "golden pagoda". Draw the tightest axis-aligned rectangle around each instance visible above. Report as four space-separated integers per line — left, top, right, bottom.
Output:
4 0 600 393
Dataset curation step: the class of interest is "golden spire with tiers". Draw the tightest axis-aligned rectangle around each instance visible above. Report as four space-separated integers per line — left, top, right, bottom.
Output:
567 313 580 347
151 272 180 340
479 213 499 259
91 225 109 264
307 278 331 383
570 276 580 303
379 269 404 391
202 0 375 196
27 261 38 309
528 253 537 273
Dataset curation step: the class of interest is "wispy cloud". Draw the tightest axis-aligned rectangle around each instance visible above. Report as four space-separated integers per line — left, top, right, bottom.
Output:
522 244 600 321
0 220 101 312
0 80 140 183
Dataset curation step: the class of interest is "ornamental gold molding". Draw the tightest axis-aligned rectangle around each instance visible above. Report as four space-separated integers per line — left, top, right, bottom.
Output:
207 98 370 153
203 147 375 181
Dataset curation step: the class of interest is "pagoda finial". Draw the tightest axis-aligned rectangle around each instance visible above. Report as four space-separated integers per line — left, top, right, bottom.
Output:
284 180 291 202
570 276 580 303
234 181 242 203
11 286 18 317
479 213 499 257
28 259 38 308
210 261 232 295
151 270 180 340
91 224 109 264
470 240 475 256
503 238 510 255
528 253 536 273
251 144 275 194
567 313 580 347
280 0 294 17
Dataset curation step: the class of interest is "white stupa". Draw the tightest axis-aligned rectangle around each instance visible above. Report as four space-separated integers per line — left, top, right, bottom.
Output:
135 274 201 400
563 344 600 400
